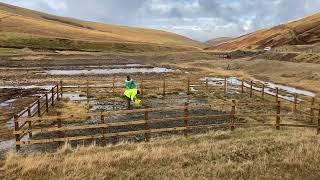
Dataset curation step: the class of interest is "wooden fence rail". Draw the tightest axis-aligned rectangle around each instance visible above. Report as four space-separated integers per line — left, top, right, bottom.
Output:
10 76 319 152
13 83 62 151
13 98 320 152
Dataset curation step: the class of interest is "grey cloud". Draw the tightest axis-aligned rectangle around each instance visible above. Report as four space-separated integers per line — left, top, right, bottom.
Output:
1 0 320 41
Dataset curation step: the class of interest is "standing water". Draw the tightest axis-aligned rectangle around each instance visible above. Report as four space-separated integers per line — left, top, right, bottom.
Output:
46 67 175 75
202 77 315 101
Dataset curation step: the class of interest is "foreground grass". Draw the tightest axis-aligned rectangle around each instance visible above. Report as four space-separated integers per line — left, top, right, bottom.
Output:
1 127 320 179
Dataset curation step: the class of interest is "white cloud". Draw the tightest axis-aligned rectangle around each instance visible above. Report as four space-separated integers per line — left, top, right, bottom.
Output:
43 0 67 11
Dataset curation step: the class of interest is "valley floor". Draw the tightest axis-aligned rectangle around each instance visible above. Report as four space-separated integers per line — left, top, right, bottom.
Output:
1 127 320 180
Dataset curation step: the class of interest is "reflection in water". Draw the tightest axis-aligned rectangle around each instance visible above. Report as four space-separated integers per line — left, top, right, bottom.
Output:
46 67 175 75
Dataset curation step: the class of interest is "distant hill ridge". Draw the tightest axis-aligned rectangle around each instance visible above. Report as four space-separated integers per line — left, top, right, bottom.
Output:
205 37 234 46
207 13 320 51
0 2 204 52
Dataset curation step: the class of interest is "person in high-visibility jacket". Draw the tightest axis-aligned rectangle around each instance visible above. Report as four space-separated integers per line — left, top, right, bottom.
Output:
124 76 140 109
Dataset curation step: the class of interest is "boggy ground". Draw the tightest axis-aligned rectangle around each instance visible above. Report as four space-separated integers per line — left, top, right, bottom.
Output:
1 127 320 180
1 50 319 95
0 50 319 151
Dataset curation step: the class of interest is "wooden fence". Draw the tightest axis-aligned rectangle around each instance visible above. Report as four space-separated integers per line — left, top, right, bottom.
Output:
11 77 319 152
13 82 62 151
61 76 318 114
14 100 320 151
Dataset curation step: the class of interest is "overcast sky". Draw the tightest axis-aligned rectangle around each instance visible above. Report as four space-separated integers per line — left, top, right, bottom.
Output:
1 0 320 41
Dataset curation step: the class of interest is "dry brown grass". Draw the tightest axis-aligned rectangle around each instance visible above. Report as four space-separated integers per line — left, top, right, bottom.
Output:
1 127 320 180
208 12 320 50
0 3 204 49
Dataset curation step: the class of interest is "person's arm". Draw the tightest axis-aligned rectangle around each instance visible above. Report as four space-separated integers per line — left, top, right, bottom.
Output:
132 80 137 89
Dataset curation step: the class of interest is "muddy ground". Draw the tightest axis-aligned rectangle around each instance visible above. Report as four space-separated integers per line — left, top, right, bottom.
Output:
0 50 319 154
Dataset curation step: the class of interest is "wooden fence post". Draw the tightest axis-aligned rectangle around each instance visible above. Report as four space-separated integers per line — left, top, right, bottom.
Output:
57 112 63 145
141 79 144 96
317 104 320 135
112 76 115 96
187 77 190 95
27 106 31 117
100 114 106 146
276 88 279 102
311 97 315 123
14 114 20 152
60 80 63 97
37 99 41 117
261 84 265 98
224 77 227 94
250 81 253 97
205 78 209 94
86 80 89 111
293 93 298 113
56 85 60 101
27 106 32 138
241 80 244 94
51 87 54 106
144 111 150 142
112 77 116 111
183 103 189 137
163 78 166 97
45 93 49 113
231 100 236 131
276 101 281 130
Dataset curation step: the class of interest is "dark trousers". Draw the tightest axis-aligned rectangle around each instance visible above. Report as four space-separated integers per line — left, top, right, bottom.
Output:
127 97 131 110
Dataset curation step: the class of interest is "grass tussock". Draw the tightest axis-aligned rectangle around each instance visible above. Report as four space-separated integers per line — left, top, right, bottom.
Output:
1 127 320 180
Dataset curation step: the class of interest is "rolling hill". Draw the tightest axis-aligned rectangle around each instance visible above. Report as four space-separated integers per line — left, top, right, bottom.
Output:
207 13 320 51
0 2 204 52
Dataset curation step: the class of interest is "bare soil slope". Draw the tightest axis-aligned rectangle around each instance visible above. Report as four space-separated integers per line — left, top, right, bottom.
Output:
0 2 204 52
208 13 320 51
